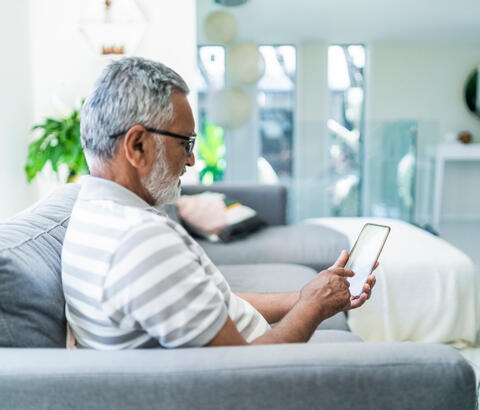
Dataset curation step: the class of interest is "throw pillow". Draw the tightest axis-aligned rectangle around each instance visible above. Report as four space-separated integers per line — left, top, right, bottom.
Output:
176 192 265 242
0 183 80 347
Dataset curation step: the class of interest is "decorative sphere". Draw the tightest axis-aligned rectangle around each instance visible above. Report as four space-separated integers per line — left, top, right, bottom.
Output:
227 43 265 85
204 11 238 45
207 87 251 129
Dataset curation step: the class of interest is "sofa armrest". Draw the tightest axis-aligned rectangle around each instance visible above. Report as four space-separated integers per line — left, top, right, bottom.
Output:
181 183 287 226
0 343 475 410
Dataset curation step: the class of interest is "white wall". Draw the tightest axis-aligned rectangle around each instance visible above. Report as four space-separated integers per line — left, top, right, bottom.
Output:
26 0 198 209
29 0 198 123
368 43 480 141
0 0 35 221
368 44 480 221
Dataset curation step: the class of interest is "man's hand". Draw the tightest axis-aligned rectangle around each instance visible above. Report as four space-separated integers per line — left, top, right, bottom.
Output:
208 267 354 347
298 265 353 322
208 250 379 347
330 249 378 310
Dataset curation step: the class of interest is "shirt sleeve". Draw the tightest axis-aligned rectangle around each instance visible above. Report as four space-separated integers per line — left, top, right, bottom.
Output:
101 221 228 348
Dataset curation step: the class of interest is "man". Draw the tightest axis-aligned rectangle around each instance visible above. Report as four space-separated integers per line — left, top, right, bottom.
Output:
62 57 375 349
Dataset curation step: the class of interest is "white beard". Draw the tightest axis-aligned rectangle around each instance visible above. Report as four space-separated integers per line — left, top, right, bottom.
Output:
141 138 185 206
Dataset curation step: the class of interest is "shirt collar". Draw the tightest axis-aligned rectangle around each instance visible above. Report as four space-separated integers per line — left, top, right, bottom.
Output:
78 175 163 214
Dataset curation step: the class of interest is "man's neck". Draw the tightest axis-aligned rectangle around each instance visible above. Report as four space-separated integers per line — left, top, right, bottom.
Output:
90 168 156 207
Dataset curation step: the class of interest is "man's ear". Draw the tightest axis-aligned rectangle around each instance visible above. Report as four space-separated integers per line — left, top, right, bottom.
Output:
122 125 156 173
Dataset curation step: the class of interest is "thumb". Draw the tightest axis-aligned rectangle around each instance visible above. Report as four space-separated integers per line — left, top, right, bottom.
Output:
331 249 349 269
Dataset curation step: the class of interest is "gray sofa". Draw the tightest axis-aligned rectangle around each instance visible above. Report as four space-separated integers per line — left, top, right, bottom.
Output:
173 184 352 271
0 182 476 410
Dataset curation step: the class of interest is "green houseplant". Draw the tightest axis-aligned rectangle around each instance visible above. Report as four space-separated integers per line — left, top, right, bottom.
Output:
25 104 89 183
197 120 226 185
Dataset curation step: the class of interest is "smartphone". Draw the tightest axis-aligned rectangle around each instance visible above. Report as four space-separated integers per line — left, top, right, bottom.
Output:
345 223 391 297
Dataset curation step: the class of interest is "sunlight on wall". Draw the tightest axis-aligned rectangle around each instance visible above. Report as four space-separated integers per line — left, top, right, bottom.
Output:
0 1 35 221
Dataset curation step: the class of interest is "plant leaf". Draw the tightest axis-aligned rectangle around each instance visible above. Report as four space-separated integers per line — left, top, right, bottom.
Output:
25 101 88 182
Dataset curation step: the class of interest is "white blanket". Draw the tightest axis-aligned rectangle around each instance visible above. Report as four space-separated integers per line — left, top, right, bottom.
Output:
306 217 479 346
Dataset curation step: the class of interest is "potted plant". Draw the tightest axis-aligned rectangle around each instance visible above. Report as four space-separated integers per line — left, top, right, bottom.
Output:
25 104 89 183
197 120 226 185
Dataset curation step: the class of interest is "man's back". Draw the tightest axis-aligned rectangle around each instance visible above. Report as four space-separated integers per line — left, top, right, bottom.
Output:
62 176 270 349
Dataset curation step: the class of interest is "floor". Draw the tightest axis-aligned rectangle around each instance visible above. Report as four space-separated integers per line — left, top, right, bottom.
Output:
438 221 480 385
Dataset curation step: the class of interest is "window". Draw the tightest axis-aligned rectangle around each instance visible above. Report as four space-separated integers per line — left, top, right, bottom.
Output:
327 44 366 216
197 45 296 185
197 46 226 184
257 45 296 182
197 46 226 129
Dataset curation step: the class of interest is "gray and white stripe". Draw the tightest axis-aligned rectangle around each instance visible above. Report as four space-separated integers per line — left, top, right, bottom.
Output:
62 176 270 349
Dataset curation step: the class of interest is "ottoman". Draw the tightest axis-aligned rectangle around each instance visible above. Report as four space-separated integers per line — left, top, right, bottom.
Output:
304 217 478 345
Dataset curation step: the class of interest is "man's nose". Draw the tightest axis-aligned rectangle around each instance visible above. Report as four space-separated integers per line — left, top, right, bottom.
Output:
186 152 195 167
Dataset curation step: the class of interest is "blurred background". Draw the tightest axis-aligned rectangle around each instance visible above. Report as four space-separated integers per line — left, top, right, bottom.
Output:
1 0 480 253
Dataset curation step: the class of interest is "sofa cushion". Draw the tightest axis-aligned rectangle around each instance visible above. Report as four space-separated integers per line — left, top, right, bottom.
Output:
181 183 287 226
309 329 362 342
176 192 266 242
0 344 475 410
0 183 80 347
200 224 350 272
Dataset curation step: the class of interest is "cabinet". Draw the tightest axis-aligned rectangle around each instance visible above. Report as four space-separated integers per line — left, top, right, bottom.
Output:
433 143 480 228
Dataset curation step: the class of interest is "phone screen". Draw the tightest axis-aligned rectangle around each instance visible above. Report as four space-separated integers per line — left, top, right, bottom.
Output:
345 223 390 297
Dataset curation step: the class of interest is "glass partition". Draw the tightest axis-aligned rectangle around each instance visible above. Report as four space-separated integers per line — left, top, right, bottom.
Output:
364 120 418 221
363 119 438 226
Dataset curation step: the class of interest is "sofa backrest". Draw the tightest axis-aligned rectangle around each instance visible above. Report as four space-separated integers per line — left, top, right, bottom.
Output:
0 182 286 347
0 183 80 347
181 183 287 226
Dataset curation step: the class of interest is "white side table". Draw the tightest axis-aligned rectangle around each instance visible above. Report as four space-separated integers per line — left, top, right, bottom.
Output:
433 143 480 228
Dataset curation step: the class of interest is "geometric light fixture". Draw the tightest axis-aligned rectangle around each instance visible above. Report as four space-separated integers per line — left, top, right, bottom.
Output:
79 0 147 55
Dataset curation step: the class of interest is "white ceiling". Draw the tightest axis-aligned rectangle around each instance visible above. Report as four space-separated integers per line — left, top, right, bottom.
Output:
196 0 480 44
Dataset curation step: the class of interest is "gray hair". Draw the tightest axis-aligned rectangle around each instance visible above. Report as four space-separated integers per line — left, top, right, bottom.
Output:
80 57 189 162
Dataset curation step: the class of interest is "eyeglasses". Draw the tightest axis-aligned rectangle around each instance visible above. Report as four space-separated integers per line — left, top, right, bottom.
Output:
109 127 196 155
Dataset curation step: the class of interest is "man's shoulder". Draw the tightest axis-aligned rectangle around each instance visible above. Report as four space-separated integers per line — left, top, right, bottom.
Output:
72 196 169 224
67 197 185 245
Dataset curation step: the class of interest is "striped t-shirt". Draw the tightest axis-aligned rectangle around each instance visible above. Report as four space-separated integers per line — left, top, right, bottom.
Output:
61 176 270 349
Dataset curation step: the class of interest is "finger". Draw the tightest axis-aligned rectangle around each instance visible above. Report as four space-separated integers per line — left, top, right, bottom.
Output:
362 290 371 300
349 293 368 309
366 274 376 288
361 288 371 301
363 286 372 300
362 283 371 294
330 250 349 269
331 268 355 277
